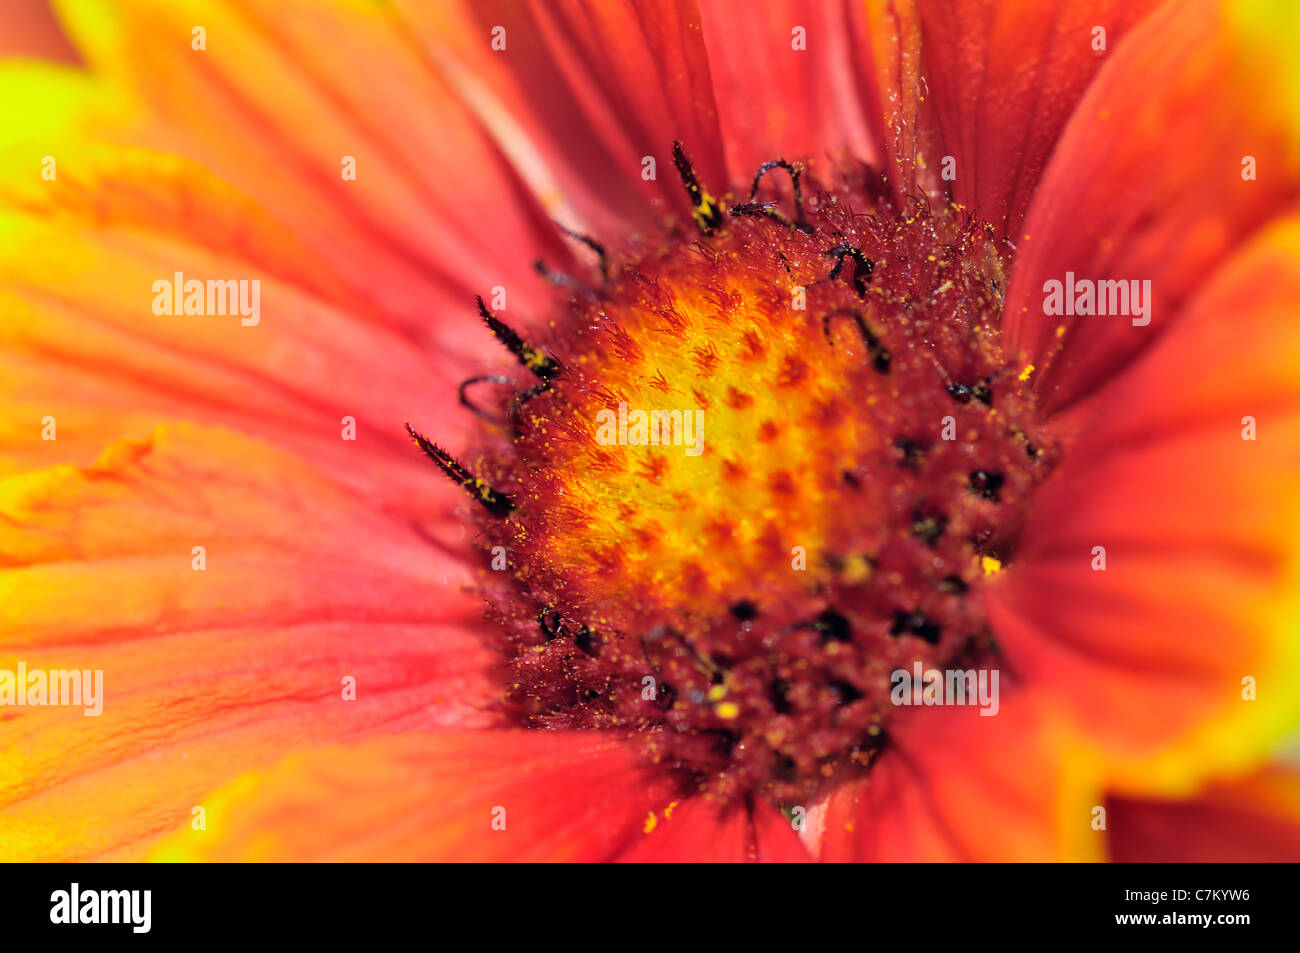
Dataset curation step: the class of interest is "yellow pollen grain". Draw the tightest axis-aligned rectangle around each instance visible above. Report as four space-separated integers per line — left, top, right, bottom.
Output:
643 812 658 834
1018 364 1035 381
716 701 740 720
664 800 679 819
691 191 722 230
982 555 1002 575
842 553 873 584
707 684 727 702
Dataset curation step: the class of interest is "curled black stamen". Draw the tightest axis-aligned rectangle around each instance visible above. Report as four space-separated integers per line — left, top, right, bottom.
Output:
742 158 811 232
538 607 563 641
729 199 778 218
672 140 724 233
822 308 891 373
555 222 610 281
823 244 875 296
507 379 552 425
533 258 595 294
537 609 600 658
728 200 806 233
403 421 514 517
476 296 561 381
458 374 514 423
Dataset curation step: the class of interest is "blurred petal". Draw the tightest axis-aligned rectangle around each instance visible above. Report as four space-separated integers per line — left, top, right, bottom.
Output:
988 214 1300 797
152 730 680 861
395 0 727 232
49 0 569 334
1004 0 1300 414
817 691 1102 861
0 122 497 522
1108 766 1300 861
617 793 750 861
0 0 78 64
0 425 499 860
698 0 880 179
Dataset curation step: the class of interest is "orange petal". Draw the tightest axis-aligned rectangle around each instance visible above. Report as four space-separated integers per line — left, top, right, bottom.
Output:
988 214 1300 796
1108 765 1300 861
0 138 498 523
151 730 681 861
49 0 569 327
698 0 881 179
910 0 1162 235
816 690 1102 861
0 425 500 860
1004 0 1300 414
394 0 727 230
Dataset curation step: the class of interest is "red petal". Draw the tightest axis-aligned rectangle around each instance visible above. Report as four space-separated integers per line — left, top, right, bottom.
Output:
861 0 937 201
699 0 881 180
912 0 1162 235
1108 766 1300 861
396 0 727 232
751 801 813 862
817 692 1100 861
617 794 750 861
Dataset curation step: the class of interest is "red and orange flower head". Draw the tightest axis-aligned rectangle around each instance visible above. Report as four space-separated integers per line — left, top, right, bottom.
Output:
1 0 1299 863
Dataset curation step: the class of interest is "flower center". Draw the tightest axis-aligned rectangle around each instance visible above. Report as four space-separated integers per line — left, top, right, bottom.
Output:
412 147 1058 803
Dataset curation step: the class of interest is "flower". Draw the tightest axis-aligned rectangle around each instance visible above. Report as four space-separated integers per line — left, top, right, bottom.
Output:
1 0 1299 862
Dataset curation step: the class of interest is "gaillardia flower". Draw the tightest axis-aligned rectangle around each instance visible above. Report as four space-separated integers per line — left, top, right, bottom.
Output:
2 0 1299 862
